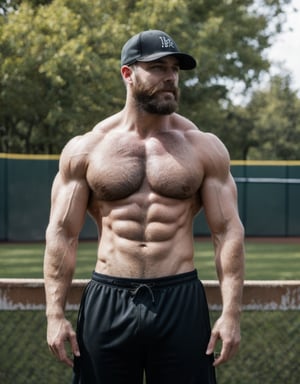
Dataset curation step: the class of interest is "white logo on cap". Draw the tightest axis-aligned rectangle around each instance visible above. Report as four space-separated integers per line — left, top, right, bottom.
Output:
159 36 175 49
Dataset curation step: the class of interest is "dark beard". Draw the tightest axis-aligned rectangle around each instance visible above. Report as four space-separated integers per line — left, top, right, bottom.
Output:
132 82 180 115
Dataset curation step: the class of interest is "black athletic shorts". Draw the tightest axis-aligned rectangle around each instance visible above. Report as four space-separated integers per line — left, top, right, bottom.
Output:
73 269 217 384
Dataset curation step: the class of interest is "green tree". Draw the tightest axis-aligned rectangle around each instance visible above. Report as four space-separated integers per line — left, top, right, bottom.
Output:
0 0 52 14
243 75 300 160
0 0 293 154
218 106 256 160
0 0 128 153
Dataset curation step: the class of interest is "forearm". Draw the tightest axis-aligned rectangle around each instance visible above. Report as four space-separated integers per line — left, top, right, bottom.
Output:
44 231 77 318
206 230 244 365
44 227 81 367
213 229 245 317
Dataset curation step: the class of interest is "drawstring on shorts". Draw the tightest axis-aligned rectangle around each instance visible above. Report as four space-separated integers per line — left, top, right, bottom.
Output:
92 269 198 307
130 283 155 304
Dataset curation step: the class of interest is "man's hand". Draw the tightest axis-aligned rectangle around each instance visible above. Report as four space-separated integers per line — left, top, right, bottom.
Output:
206 314 241 366
47 317 80 367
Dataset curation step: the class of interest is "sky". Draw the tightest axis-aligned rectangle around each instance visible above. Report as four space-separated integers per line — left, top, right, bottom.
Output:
231 0 300 104
266 0 300 93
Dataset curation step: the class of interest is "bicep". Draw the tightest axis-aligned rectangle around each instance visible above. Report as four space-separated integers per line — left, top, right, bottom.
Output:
48 172 90 239
198 133 241 234
201 173 241 236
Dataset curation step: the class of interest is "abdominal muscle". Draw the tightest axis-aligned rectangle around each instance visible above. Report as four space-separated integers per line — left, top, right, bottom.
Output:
92 188 198 278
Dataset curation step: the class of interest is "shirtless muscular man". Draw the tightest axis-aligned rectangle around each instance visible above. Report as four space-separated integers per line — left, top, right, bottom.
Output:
44 30 245 384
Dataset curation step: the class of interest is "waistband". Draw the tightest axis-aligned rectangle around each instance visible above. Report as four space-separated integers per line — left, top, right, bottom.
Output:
91 269 198 289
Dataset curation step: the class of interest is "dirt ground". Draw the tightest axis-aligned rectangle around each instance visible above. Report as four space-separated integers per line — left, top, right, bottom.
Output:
244 237 299 244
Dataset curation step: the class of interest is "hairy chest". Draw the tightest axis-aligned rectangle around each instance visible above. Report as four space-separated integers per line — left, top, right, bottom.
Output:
86 133 203 201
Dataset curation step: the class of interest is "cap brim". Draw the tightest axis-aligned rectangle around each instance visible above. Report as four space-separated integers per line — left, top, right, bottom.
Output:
138 52 196 70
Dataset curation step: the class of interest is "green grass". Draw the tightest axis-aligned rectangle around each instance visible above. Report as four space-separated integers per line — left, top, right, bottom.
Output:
0 239 299 384
0 239 299 279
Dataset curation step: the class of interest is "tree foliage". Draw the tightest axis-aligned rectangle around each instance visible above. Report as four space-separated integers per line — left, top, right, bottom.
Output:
244 75 300 159
0 0 296 157
219 75 300 160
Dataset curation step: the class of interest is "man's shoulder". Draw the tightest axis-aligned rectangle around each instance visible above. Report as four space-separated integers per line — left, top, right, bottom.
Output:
58 130 103 178
173 113 198 131
173 114 217 138
173 114 223 143
173 117 230 170
92 112 123 133
61 132 98 157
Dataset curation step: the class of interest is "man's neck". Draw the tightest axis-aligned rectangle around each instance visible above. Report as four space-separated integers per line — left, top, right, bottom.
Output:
122 102 173 138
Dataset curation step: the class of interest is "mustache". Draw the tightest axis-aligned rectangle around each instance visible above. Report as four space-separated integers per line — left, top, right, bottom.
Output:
150 84 178 95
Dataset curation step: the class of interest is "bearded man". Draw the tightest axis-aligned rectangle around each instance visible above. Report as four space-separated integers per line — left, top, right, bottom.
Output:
44 30 245 384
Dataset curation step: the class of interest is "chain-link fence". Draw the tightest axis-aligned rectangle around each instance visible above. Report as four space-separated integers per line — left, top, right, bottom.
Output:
0 309 299 384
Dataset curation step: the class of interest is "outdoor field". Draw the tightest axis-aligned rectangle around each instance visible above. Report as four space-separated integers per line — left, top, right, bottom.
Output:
0 238 299 384
0 237 299 279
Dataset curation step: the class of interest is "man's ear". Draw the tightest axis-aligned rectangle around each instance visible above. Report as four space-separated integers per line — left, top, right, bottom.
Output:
121 65 134 84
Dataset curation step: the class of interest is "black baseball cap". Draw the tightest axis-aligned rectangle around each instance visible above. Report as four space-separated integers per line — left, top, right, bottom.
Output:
121 30 196 70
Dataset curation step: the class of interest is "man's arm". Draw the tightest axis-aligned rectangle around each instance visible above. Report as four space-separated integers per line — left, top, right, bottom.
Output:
201 137 245 366
44 147 90 367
